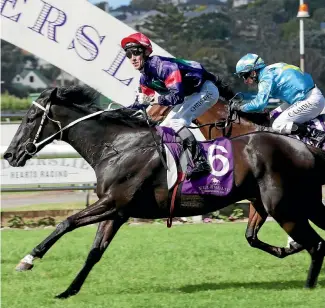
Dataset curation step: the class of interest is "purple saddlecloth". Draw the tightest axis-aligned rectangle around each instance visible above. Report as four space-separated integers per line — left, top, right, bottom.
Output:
156 127 234 196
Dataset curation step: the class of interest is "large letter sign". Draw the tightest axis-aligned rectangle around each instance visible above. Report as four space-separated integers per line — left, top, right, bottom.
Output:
1 0 173 106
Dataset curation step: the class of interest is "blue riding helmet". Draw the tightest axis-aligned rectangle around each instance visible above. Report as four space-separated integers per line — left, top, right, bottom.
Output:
235 53 266 77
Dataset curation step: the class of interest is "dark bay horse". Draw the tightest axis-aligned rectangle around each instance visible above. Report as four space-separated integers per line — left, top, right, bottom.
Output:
4 86 325 298
149 102 302 259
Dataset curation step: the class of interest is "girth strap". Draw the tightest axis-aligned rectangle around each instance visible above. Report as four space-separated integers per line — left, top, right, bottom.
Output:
167 172 186 228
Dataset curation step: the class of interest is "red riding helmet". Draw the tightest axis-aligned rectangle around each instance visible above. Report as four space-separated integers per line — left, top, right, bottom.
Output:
121 32 153 55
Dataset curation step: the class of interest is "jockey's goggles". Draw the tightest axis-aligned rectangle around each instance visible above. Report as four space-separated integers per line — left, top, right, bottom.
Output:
238 72 251 80
237 56 261 80
125 47 144 59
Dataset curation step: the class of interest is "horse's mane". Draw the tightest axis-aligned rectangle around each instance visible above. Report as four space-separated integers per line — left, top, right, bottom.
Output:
215 76 235 101
57 85 100 110
56 85 155 127
236 110 271 127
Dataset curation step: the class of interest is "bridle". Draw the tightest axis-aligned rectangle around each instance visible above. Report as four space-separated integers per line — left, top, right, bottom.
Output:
189 95 240 139
24 100 106 156
25 100 61 156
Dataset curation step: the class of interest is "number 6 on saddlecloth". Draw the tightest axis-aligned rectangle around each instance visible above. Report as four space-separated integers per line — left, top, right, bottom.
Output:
208 145 230 177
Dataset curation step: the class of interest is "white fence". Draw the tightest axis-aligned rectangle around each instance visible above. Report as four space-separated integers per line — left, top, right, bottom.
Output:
1 158 96 186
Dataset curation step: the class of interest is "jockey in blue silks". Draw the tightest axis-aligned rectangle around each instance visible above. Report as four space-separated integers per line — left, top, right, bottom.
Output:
233 53 325 144
121 32 233 178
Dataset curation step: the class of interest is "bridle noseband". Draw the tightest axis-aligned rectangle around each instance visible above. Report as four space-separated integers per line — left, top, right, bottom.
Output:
25 100 62 156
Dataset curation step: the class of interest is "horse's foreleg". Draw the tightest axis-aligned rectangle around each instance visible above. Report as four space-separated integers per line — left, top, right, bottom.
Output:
56 217 127 299
246 201 304 258
16 195 118 271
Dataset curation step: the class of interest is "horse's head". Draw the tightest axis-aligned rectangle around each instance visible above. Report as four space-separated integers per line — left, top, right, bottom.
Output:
4 88 63 167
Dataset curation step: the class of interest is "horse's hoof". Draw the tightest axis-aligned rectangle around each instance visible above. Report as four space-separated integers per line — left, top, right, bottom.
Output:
55 289 78 299
15 261 34 271
304 283 316 289
55 292 70 299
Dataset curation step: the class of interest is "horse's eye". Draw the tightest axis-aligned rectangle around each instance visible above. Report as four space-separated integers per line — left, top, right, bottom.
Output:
29 107 37 116
27 116 34 124
27 108 37 123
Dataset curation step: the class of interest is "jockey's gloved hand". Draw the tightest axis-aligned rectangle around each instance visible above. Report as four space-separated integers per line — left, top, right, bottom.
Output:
130 102 148 110
229 92 245 112
232 92 244 102
137 92 159 106
230 100 243 112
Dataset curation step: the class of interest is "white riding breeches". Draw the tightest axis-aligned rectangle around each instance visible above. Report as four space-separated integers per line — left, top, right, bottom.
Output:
272 86 325 134
160 80 219 132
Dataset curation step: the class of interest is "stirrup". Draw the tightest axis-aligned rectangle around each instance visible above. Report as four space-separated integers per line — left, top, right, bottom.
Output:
315 134 325 148
186 160 211 180
308 128 325 146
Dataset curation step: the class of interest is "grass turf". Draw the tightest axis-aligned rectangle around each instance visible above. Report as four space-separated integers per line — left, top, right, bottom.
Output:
2 222 325 308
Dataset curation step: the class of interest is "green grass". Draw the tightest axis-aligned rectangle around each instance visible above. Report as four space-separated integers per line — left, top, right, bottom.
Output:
2 223 325 308
1 201 89 212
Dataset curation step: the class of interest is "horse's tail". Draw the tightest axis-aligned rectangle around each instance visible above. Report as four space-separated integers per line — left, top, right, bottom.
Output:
308 146 325 185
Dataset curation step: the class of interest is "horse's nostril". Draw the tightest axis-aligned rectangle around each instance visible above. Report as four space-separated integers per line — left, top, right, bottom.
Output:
3 152 13 160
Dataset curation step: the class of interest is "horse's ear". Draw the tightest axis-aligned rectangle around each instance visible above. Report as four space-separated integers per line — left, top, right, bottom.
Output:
49 88 58 102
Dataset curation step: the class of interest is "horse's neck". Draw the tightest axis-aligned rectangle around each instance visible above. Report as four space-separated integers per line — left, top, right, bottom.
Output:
236 111 270 133
232 119 259 136
60 111 150 168
61 115 109 167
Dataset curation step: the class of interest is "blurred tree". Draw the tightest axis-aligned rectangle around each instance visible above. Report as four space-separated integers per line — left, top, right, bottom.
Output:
142 5 187 46
1 41 38 95
186 13 231 41
39 65 61 83
308 0 325 14
312 8 325 22
130 0 162 11
1 41 24 91
95 1 110 12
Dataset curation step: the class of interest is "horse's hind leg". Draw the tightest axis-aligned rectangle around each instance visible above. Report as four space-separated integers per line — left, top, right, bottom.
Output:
56 217 127 299
287 187 324 247
280 217 325 288
308 199 325 231
16 195 119 271
246 199 303 258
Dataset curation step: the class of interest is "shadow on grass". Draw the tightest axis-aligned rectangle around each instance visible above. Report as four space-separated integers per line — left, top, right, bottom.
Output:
111 279 325 295
178 279 325 293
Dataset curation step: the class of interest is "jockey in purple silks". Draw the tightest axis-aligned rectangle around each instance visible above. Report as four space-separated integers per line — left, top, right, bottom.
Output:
121 32 233 179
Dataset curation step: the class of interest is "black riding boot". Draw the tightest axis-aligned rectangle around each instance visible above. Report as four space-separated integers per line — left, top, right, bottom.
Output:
291 123 325 147
177 127 211 179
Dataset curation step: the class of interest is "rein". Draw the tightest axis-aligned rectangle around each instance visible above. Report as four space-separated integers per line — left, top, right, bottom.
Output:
25 101 106 156
143 108 169 170
187 104 238 139
26 101 174 170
